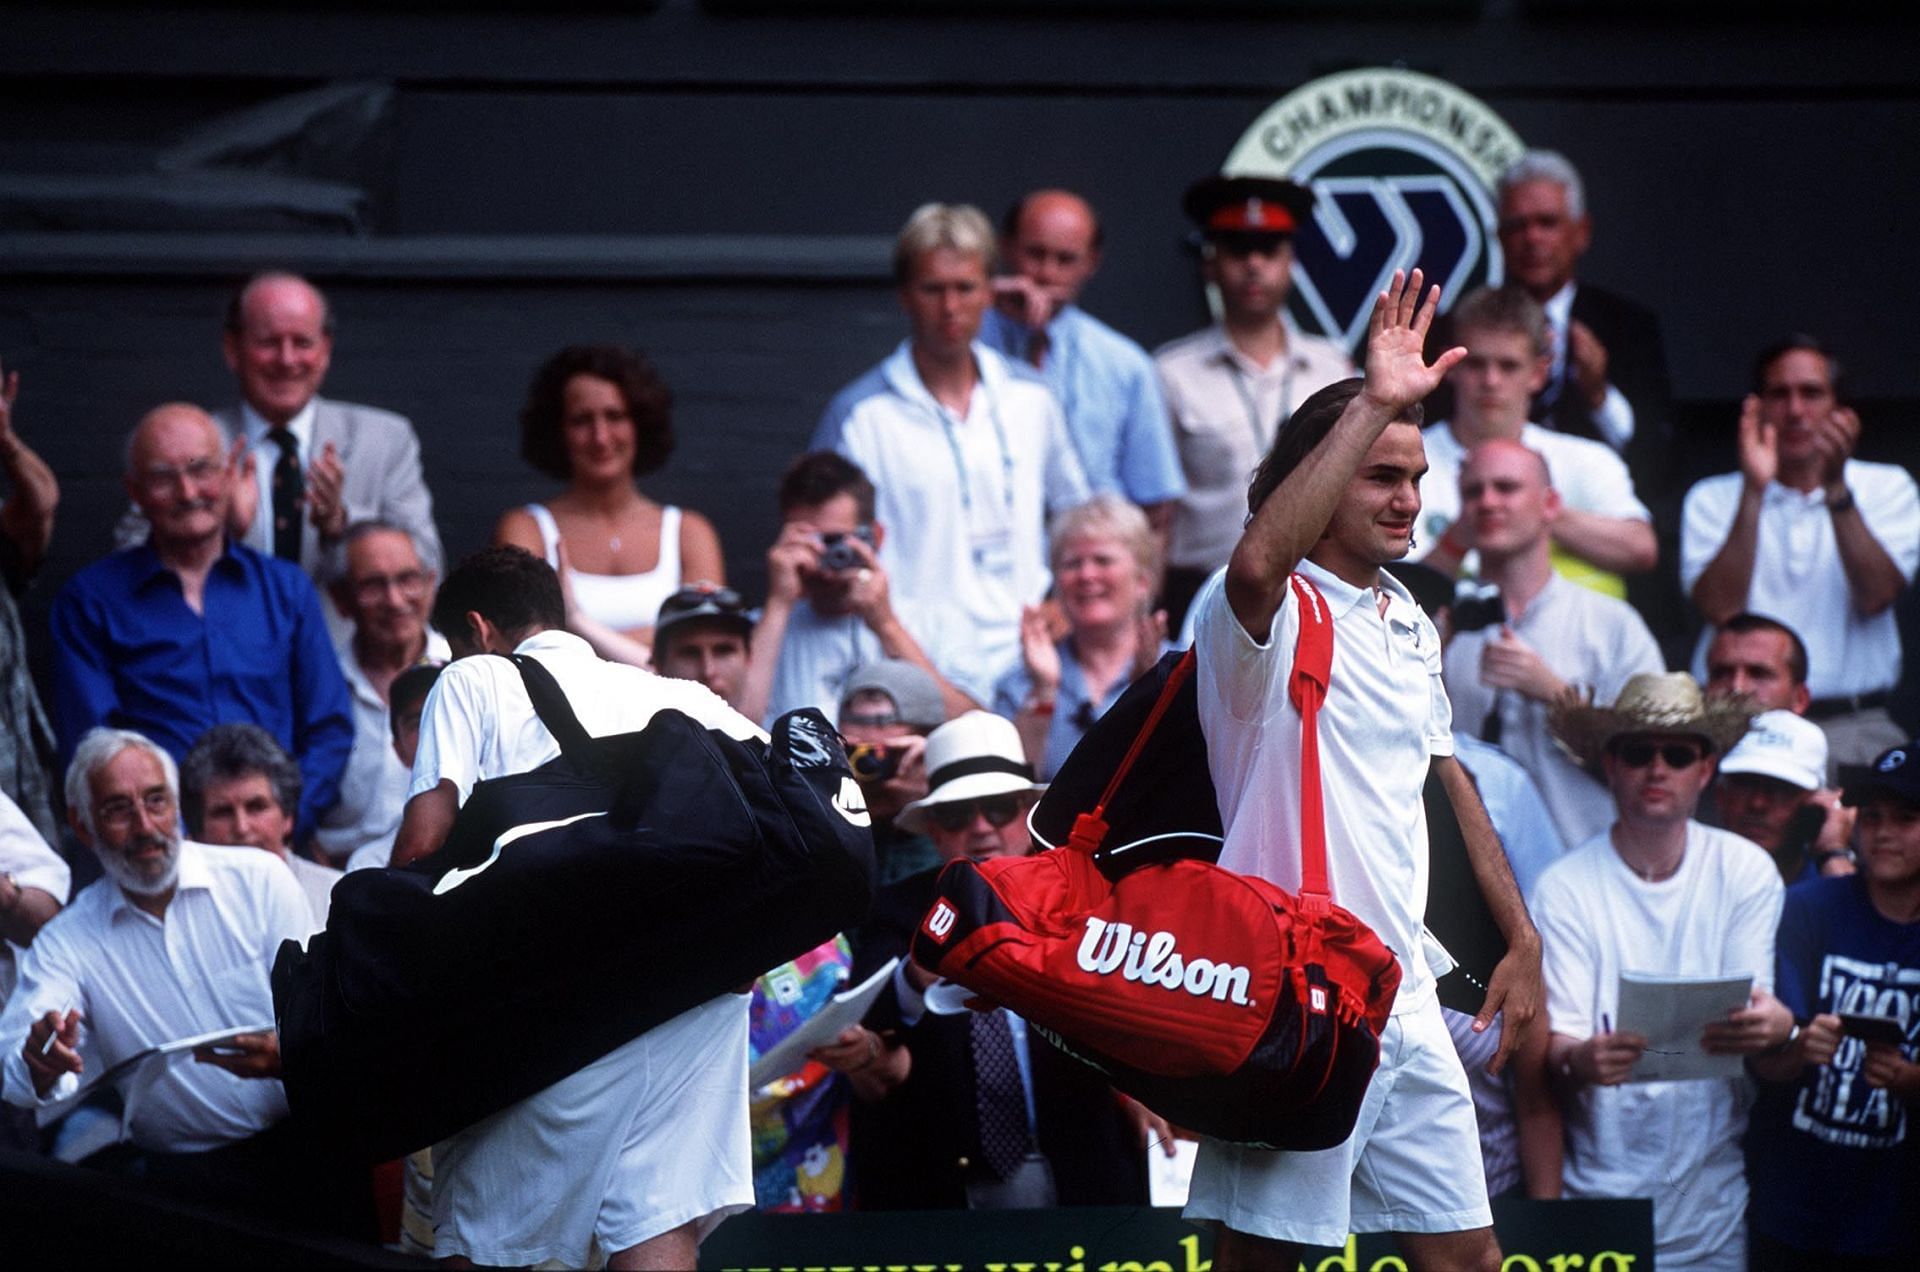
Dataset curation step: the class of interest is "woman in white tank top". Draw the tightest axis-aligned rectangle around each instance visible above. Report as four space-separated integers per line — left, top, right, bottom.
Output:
495 345 726 651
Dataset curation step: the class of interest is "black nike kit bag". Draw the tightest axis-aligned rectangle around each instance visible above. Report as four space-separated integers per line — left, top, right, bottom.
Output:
272 655 875 1161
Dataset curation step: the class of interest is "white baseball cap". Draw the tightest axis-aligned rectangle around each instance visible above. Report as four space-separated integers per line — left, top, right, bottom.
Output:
1719 709 1827 792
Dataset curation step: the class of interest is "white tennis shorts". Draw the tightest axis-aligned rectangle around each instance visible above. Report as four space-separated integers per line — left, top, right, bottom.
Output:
1184 994 1493 1248
432 992 753 1267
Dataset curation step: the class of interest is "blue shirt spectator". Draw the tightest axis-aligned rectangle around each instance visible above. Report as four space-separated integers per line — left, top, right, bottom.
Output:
979 306 1183 509
50 405 352 835
1453 732 1568 898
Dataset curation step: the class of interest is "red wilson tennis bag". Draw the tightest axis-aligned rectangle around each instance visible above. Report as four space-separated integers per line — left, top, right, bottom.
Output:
911 575 1401 1149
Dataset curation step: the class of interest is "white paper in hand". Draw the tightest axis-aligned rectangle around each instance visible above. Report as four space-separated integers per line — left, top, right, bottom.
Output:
1147 1137 1199 1207
1616 972 1752 1082
749 957 899 1090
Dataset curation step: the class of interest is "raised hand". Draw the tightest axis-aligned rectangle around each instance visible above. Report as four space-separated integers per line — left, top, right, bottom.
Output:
1736 394 1777 492
1131 606 1170 679
765 520 819 605
1019 603 1062 698
305 440 347 537
991 274 1057 330
1478 626 1567 703
1361 268 1466 418
1813 405 1860 491
1567 319 1611 412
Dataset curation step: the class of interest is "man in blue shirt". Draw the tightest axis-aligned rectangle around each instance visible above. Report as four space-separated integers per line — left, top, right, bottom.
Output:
50 403 352 836
978 189 1184 529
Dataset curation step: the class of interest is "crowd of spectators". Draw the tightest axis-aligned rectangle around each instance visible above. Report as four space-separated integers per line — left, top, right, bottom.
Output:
0 148 1913 1269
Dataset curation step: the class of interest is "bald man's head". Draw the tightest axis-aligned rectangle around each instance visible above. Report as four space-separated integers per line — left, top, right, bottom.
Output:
223 272 334 426
1458 438 1558 561
125 404 233 551
1003 189 1103 312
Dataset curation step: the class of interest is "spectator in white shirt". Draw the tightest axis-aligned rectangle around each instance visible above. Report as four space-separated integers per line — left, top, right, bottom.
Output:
1683 335 1919 771
1538 674 1791 1271
0 727 368 1235
315 519 446 865
741 451 976 729
182 722 341 930
1441 440 1664 847
812 204 1089 694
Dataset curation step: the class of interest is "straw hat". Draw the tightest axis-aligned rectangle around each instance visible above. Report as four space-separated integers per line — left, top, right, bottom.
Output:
897 711 1047 834
1548 672 1756 771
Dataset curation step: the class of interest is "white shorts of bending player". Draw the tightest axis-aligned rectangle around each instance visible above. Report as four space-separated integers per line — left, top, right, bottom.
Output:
1184 995 1492 1249
431 993 753 1268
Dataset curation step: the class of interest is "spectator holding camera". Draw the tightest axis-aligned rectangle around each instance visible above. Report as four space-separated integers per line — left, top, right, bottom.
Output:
1443 440 1662 847
837 661 946 887
740 452 978 730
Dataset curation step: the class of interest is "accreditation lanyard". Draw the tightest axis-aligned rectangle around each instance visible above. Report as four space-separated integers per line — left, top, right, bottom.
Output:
1224 351 1296 455
927 370 1018 581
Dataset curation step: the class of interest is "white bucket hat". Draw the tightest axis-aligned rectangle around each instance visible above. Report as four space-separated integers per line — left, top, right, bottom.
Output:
1719 709 1828 792
897 711 1047 834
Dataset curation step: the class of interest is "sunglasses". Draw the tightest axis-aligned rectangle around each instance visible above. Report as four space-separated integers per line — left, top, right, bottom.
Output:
1614 741 1707 770
927 794 1024 832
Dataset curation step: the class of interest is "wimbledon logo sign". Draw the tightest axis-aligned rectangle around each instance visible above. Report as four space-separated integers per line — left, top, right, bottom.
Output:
1220 68 1525 356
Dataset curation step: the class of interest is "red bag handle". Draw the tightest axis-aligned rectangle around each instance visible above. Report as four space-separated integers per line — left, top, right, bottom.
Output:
1066 574 1335 914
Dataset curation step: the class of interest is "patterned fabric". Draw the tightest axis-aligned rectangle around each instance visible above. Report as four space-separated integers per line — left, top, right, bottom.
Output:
970 1008 1030 1179
269 427 304 562
0 556 55 842
748 936 854 1211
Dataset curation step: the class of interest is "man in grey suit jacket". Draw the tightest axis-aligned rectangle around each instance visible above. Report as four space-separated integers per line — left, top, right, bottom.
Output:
118 272 443 578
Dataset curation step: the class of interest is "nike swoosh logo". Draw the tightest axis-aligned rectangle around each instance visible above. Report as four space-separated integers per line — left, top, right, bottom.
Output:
432 810 607 896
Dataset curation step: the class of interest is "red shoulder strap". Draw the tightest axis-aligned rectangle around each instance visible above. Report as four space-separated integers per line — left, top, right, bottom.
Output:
1287 574 1333 912
1066 576 1335 905
1064 649 1195 855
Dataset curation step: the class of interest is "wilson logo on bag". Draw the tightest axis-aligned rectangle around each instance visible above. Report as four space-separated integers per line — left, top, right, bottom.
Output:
922 900 958 943
1074 918 1254 1005
910 574 1401 1150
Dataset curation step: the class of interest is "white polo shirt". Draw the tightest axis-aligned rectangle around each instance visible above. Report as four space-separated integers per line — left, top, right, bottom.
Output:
0 840 306 1152
811 341 1089 696
410 629 762 804
1681 460 1920 698
1194 559 1453 1014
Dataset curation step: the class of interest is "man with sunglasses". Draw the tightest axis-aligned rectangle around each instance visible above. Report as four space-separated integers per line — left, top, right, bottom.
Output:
51 405 353 839
1153 174 1354 628
1536 672 1793 1270
848 711 1147 1211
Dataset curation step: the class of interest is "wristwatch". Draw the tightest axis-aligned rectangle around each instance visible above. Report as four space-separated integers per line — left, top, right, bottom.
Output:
1826 487 1856 514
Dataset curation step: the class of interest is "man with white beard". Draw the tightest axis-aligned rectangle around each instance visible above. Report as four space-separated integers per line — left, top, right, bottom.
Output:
0 728 363 1234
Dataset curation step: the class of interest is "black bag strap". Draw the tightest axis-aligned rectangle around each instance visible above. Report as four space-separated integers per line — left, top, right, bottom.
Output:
504 653 597 764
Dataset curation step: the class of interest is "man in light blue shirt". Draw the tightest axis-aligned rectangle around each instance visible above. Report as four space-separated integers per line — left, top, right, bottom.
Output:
978 190 1183 527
